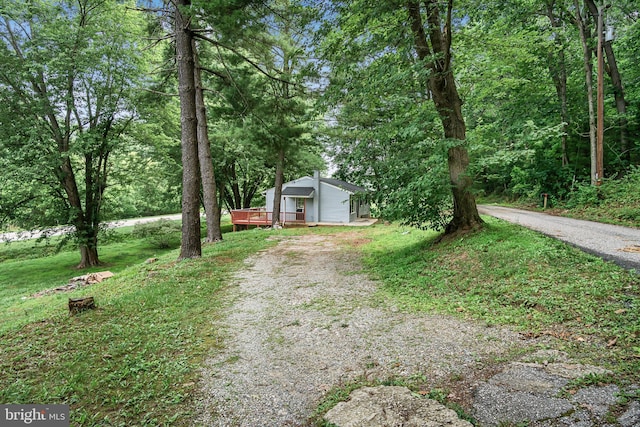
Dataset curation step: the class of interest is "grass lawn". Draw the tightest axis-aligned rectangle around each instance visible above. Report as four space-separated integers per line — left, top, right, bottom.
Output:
1 216 639 426
0 219 278 425
0 229 180 334
361 217 640 383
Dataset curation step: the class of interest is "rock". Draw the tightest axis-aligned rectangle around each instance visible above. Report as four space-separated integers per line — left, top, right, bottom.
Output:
488 364 569 396
69 271 114 284
472 350 626 427
571 385 619 418
473 383 573 426
31 271 114 298
542 362 610 380
324 386 472 427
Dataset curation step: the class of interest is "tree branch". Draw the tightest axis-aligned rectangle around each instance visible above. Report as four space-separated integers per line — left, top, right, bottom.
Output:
199 66 232 83
444 0 453 69
140 87 179 97
406 1 433 63
192 31 297 86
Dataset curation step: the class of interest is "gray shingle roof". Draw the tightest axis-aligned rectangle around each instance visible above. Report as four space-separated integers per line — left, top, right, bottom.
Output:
282 186 315 197
320 178 367 194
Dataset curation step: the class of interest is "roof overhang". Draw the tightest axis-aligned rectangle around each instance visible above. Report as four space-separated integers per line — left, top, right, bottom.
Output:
282 186 315 198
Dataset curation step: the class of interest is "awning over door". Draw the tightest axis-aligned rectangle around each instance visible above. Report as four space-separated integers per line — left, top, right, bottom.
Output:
282 187 315 198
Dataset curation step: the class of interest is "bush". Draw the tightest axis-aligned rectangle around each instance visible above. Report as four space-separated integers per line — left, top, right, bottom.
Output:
131 219 181 249
565 183 601 209
617 207 640 222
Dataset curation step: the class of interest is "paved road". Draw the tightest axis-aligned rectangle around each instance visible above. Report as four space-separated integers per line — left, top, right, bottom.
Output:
478 205 640 274
0 213 182 243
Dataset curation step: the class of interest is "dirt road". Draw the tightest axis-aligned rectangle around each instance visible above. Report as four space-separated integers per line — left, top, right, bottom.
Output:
478 205 640 273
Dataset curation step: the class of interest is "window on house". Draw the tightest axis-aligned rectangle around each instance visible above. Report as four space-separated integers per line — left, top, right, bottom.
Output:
350 197 357 214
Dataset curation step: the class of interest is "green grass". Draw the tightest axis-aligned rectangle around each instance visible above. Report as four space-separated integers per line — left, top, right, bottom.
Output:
360 218 640 380
0 220 277 426
0 225 183 333
312 219 639 423
2 216 639 426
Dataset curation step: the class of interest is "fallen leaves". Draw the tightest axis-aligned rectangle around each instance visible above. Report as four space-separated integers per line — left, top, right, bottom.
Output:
619 245 640 253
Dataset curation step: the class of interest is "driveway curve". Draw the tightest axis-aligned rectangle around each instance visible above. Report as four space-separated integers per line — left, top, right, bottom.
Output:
478 205 640 274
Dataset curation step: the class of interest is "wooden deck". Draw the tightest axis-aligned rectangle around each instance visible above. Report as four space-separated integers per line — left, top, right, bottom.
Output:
230 209 304 231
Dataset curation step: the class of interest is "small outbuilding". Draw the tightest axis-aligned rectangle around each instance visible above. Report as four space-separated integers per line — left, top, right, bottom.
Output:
230 172 370 229
265 171 370 224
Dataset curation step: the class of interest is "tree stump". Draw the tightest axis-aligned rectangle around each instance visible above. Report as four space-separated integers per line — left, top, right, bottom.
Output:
69 297 95 314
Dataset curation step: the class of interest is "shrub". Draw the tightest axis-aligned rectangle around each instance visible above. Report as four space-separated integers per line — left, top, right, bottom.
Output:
565 182 601 208
617 207 640 222
131 219 181 249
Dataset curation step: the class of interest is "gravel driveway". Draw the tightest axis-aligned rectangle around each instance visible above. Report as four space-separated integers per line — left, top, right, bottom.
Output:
197 232 528 426
478 205 640 273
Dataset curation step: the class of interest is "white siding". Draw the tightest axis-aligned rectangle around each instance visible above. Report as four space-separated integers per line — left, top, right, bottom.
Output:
264 175 367 224
266 177 316 223
305 198 316 222
319 182 350 223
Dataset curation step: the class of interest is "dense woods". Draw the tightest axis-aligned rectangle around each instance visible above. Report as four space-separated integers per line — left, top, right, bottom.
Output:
0 0 638 264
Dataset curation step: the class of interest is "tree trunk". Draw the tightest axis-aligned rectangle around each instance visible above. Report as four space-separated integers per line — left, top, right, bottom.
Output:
585 0 629 167
406 0 482 234
59 154 103 268
76 223 100 268
230 163 242 209
218 176 228 212
78 244 100 269
574 0 597 184
193 42 222 242
243 181 260 208
546 2 570 167
175 0 202 259
603 40 630 167
271 147 285 226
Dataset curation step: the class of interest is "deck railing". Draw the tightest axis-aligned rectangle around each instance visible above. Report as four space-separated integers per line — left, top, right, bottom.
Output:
230 208 304 230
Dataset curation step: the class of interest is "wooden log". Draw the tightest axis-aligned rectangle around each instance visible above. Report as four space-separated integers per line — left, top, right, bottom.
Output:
68 297 95 314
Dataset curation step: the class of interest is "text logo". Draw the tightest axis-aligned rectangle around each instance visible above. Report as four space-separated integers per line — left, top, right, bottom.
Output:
1 405 69 426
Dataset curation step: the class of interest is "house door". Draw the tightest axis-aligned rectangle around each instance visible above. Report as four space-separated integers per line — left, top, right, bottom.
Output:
295 198 305 221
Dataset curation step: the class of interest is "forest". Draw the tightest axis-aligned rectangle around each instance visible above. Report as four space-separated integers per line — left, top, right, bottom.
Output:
0 0 638 266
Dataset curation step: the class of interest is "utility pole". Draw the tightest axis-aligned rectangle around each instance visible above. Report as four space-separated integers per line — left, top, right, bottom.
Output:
595 3 609 186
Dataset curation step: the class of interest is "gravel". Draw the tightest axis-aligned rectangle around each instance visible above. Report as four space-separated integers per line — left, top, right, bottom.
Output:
196 232 528 426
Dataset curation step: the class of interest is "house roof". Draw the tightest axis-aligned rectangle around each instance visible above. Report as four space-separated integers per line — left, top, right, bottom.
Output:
282 186 315 197
266 176 367 195
320 178 366 194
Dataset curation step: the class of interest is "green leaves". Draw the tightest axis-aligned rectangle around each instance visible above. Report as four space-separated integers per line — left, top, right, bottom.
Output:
0 0 153 265
318 1 465 229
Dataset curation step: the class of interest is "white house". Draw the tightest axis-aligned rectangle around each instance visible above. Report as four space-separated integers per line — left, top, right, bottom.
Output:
264 171 370 224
